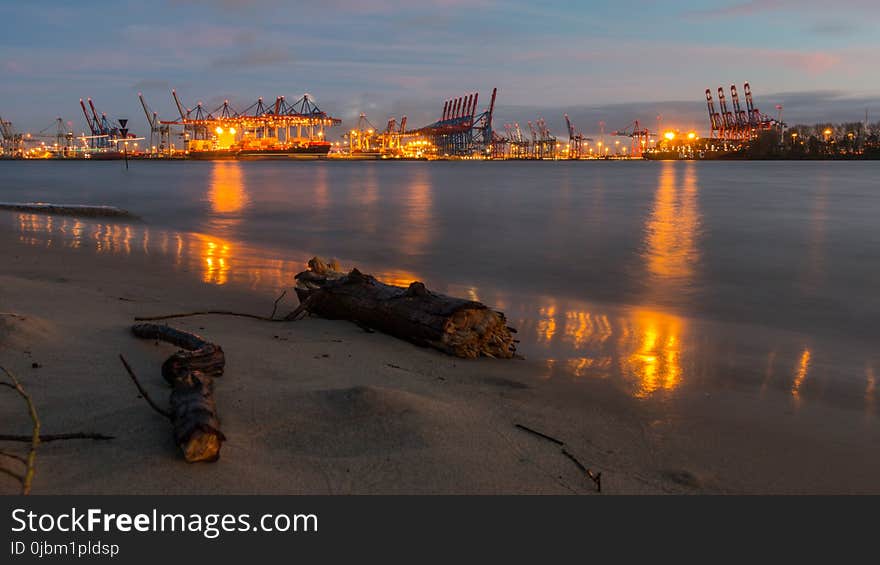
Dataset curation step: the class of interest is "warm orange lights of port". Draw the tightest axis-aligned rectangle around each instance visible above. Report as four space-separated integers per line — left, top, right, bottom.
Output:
229 127 236 135
687 132 696 140
823 129 833 136
664 131 675 141
215 126 224 135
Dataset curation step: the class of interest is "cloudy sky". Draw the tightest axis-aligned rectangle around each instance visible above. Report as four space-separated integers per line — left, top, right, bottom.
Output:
2 0 877 137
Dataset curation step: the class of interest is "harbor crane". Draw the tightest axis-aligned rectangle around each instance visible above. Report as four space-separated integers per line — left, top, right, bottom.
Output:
730 85 749 136
28 118 74 156
706 82 778 140
612 120 650 158
564 114 589 159
139 92 173 155
0 114 23 157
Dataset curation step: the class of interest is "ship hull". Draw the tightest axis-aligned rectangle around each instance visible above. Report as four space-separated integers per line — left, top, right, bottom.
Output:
187 143 331 161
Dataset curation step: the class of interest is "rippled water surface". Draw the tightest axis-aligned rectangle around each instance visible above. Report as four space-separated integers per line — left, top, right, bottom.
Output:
2 159 878 411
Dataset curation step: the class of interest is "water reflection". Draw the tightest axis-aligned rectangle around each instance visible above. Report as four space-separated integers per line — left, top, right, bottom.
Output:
399 167 433 258
356 164 379 234
13 212 307 292
12 210 437 297
583 160 701 397
619 309 683 398
313 163 329 212
514 296 688 397
203 162 249 285
209 161 247 215
801 175 829 296
643 161 700 285
791 348 811 401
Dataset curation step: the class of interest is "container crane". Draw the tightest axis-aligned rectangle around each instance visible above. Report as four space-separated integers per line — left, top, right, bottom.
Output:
0 114 23 157
730 85 748 138
564 114 589 159
718 87 735 138
612 120 650 158
743 82 760 127
139 93 159 152
27 118 74 155
138 92 174 156
706 89 722 139
705 82 777 140
527 121 538 158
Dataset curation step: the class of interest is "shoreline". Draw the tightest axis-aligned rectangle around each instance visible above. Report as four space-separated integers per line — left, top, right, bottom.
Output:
1 212 879 494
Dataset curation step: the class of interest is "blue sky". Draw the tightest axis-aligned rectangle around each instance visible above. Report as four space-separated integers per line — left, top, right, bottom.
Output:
1 0 877 137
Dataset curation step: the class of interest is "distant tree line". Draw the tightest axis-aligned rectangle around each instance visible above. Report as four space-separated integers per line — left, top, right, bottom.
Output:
741 121 880 159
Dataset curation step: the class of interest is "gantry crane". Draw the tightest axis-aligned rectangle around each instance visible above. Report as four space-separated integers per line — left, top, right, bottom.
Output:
564 114 590 159
612 120 650 158
28 118 74 156
0 114 24 157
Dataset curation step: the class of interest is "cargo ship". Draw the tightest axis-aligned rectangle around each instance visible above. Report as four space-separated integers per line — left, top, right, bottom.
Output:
186 138 331 160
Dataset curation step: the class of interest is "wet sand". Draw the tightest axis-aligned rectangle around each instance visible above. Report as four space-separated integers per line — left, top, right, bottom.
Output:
1 213 879 494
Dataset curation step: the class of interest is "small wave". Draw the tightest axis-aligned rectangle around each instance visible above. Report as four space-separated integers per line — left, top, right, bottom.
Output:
0 202 138 219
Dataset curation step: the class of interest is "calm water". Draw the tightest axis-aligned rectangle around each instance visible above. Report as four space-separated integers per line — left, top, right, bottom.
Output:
2 160 879 411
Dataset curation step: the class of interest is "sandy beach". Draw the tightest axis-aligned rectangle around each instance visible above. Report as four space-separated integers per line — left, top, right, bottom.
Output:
1 211 879 494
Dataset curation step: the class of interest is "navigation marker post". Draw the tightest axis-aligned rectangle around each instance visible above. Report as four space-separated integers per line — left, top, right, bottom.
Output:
118 118 129 170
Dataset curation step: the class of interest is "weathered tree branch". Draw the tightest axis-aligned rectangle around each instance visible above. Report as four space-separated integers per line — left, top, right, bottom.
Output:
289 257 517 359
126 324 226 463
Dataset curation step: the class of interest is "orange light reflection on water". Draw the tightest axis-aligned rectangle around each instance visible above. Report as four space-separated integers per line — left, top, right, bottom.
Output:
791 348 811 401
209 161 247 214
523 299 685 398
13 213 308 292
643 161 700 283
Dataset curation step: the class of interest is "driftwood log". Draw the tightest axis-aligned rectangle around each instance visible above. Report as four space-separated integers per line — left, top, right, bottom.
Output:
290 257 517 359
130 323 226 463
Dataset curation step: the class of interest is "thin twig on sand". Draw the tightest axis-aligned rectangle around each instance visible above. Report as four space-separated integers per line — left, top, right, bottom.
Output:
0 450 27 464
284 292 319 321
135 310 279 322
561 447 602 492
270 290 287 320
515 422 602 493
119 355 171 419
515 423 565 446
0 433 114 443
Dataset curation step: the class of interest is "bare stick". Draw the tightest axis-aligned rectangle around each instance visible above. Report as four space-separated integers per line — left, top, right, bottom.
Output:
0 433 114 443
515 423 564 446
270 289 287 320
135 311 280 322
516 422 602 493
562 447 602 493
0 466 23 483
0 450 26 464
1 366 39 495
284 292 319 321
119 355 171 419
